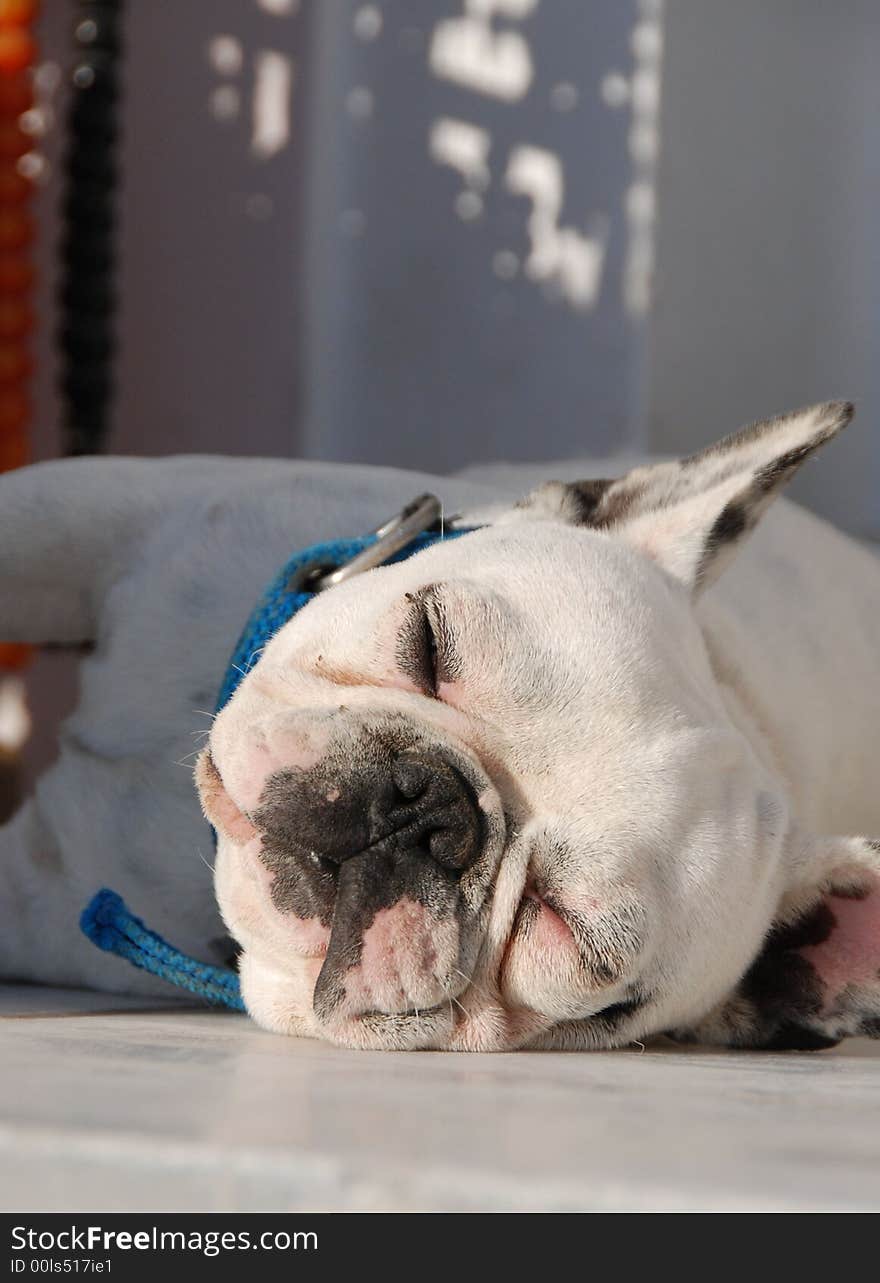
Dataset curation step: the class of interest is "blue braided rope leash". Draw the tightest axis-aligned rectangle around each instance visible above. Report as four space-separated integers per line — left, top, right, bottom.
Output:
80 504 472 1010
80 889 246 1010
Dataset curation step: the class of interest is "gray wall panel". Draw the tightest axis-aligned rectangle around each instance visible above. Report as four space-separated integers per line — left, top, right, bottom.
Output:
649 0 880 532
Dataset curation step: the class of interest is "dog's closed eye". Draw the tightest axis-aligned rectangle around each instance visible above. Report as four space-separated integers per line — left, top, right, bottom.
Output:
396 586 458 698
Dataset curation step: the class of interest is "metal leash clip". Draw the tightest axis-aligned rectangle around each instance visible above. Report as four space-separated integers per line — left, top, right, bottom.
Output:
315 493 443 590
288 493 444 595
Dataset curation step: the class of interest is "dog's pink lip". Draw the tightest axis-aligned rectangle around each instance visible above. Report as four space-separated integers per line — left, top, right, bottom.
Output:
500 881 578 984
523 881 576 940
197 751 260 845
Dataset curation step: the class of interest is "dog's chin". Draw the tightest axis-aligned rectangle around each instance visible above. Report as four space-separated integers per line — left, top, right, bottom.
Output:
237 944 560 1051
324 1004 457 1052
238 950 457 1049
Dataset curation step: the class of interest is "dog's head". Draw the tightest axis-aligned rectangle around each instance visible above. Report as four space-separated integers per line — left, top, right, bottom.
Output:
197 401 880 1051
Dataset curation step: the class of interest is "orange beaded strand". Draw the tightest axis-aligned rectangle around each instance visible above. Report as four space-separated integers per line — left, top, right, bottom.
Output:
0 0 36 675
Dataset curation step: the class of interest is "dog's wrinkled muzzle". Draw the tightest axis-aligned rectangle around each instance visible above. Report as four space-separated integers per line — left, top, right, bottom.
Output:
253 746 486 1025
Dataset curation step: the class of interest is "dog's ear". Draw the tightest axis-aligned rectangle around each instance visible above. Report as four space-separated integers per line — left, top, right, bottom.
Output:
513 401 854 594
672 835 880 1050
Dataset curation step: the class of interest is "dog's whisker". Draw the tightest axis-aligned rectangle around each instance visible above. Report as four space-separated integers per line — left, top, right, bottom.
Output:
452 966 491 1005
450 993 468 1019
195 848 215 874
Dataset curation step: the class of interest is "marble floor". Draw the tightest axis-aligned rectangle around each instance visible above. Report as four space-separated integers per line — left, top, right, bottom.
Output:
1 983 878 1212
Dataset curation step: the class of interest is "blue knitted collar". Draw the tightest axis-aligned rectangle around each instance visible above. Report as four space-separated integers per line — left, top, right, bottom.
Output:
81 497 474 1010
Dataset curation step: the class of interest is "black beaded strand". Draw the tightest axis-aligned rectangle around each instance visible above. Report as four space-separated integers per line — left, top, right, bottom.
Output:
57 0 122 455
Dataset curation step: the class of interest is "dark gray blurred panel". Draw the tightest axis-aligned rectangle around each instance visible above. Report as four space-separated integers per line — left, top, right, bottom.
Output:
302 1 652 471
112 1 311 456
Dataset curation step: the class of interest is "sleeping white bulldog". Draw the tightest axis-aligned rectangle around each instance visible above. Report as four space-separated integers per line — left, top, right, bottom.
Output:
2 401 879 1052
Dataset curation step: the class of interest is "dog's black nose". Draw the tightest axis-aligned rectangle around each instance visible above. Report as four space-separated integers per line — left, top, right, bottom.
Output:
386 753 482 872
256 750 484 874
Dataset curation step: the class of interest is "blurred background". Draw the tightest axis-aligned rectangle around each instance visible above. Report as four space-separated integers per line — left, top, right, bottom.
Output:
2 0 880 799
